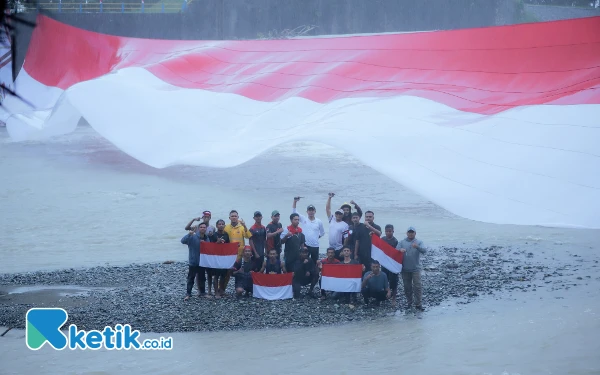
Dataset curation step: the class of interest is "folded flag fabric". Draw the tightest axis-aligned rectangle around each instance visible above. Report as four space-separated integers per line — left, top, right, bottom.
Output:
321 264 362 293
199 242 238 269
252 273 293 300
371 234 404 274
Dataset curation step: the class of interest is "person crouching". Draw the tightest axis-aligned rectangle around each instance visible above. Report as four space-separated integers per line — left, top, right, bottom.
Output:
292 248 319 299
232 246 258 298
361 260 391 306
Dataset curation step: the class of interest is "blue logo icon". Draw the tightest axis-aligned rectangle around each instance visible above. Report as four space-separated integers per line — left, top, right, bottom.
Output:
26 308 68 350
25 307 173 351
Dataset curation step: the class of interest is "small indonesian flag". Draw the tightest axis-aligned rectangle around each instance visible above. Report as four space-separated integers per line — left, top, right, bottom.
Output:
371 234 404 273
252 273 293 300
321 264 362 292
199 242 238 269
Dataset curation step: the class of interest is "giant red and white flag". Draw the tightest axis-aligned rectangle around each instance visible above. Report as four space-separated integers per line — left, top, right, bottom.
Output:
1 16 599 228
321 264 363 293
199 242 238 269
252 272 293 300
371 235 404 274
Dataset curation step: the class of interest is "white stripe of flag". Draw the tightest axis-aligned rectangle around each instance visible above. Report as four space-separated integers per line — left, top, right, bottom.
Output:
252 273 293 300
371 234 404 273
321 264 362 292
199 242 238 269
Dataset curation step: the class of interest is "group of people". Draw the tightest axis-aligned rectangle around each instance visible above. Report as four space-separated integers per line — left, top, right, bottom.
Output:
181 193 426 310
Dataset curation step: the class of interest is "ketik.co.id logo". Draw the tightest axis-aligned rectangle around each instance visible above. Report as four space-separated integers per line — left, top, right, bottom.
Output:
26 308 173 350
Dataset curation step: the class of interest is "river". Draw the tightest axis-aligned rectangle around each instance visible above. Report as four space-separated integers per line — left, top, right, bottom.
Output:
0 125 599 374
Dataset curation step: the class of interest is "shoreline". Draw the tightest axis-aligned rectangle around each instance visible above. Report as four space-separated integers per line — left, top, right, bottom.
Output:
0 245 581 333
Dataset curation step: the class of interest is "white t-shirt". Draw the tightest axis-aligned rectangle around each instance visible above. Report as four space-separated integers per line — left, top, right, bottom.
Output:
328 215 349 250
292 208 325 247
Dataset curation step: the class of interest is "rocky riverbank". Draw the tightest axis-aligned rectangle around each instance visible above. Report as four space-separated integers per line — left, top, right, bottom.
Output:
0 245 583 333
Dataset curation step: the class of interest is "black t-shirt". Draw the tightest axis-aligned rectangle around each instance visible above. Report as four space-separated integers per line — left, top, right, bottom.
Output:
381 235 398 248
250 224 267 257
349 223 373 256
284 232 305 264
210 231 230 243
266 222 283 252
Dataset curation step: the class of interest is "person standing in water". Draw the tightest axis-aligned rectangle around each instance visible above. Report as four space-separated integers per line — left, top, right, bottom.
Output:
181 222 209 301
397 226 426 311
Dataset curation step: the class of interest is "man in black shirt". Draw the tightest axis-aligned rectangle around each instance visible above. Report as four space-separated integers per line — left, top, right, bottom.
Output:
380 224 400 304
280 213 306 273
266 210 283 257
346 212 373 272
340 200 363 226
292 248 319 299
210 219 230 298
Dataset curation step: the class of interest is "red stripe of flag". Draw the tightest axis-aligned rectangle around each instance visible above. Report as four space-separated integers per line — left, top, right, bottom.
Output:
200 242 239 256
251 272 293 287
371 234 404 264
321 264 363 278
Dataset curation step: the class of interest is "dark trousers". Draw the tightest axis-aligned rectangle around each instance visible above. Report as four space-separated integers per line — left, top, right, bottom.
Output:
383 268 399 296
401 271 423 307
359 255 372 274
362 288 387 304
292 274 318 298
306 246 319 264
284 258 297 275
187 266 206 296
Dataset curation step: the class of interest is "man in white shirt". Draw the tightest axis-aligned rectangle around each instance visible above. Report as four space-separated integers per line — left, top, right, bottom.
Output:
325 193 349 259
292 197 325 264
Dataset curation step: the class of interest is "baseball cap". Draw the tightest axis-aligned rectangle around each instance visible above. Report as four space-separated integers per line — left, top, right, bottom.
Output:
254 211 262 217
202 210 211 217
407 226 416 232
271 210 280 216
334 209 343 215
307 204 316 211
340 202 352 210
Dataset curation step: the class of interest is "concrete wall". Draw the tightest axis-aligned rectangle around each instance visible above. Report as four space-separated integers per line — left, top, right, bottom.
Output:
41 0 500 40
14 0 513 76
524 3 600 22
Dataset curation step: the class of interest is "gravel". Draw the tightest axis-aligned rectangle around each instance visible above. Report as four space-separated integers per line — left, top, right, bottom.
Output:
0 245 579 333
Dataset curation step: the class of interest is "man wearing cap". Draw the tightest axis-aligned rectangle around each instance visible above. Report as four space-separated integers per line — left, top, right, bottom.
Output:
325 193 349 259
396 226 427 311
266 210 284 257
249 211 268 268
340 200 363 226
292 197 325 265
184 211 215 236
